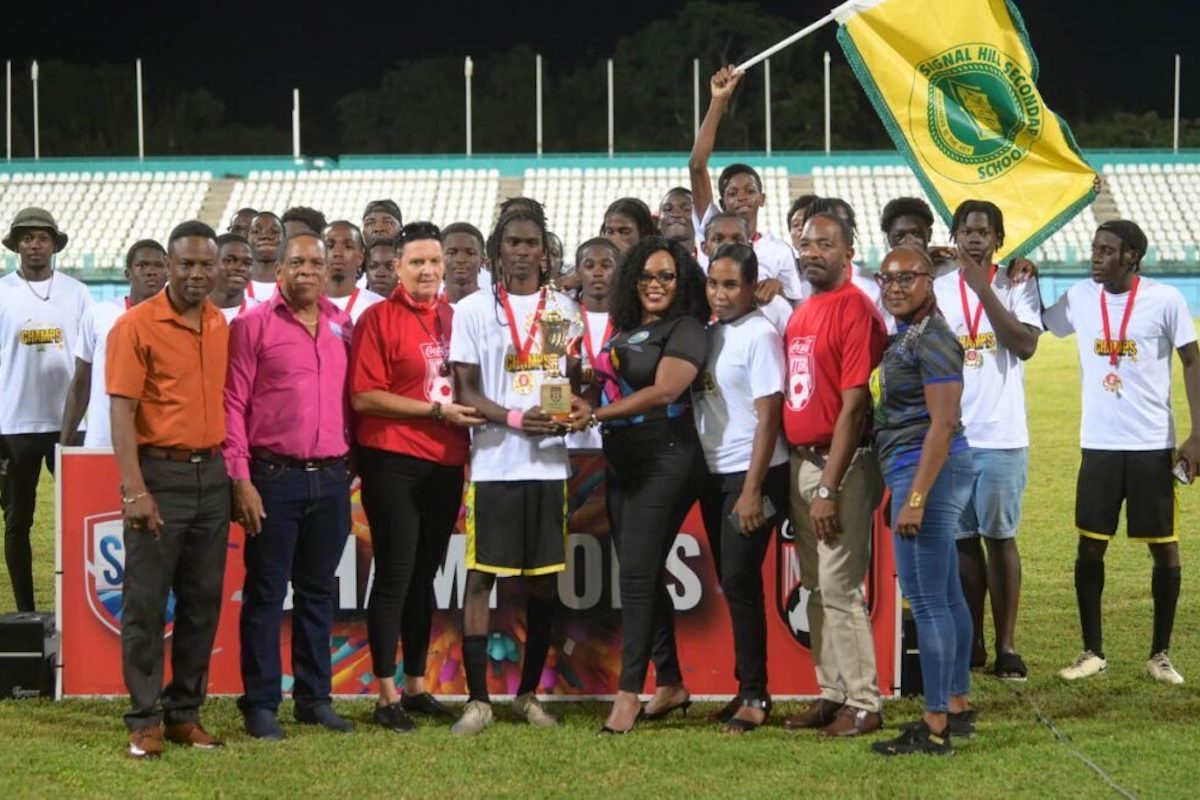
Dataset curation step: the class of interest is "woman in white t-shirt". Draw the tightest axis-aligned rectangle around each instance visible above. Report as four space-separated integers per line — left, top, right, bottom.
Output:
693 243 790 733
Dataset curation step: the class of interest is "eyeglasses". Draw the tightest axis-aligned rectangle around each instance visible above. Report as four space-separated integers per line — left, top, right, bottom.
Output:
637 271 678 287
875 271 932 289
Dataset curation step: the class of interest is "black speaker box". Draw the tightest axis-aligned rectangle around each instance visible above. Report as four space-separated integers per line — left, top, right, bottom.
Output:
0 612 57 699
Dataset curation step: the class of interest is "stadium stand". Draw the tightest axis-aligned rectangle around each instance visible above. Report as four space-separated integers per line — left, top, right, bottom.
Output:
1104 162 1200 266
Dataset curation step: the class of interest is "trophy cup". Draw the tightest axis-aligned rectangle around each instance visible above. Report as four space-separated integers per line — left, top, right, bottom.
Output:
539 308 573 422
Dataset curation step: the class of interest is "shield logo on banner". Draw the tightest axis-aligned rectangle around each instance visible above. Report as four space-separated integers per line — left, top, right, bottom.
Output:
84 512 175 637
775 512 878 648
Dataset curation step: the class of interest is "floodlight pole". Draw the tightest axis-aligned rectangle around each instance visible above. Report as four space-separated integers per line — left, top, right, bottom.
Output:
136 58 145 161
764 58 772 155
465 57 473 156
31 60 39 160
5 61 10 162
292 88 300 160
693 58 700 137
607 59 614 157
1173 54 1181 154
536 54 543 157
823 51 832 154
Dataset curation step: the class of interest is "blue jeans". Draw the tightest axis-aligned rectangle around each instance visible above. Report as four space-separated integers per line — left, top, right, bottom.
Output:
238 459 351 713
887 449 973 713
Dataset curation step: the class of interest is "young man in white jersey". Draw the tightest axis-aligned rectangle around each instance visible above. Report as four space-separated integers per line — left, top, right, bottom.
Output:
449 206 587 735
1044 220 1200 685
247 211 283 301
61 240 168 449
210 234 260 323
567 237 618 451
323 220 382 324
689 65 804 304
933 200 1041 681
0 208 93 611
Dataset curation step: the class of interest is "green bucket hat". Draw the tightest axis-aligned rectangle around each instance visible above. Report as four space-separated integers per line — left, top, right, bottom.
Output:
3 207 69 252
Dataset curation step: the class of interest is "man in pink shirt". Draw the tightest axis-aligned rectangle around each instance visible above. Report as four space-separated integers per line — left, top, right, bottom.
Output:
223 231 354 741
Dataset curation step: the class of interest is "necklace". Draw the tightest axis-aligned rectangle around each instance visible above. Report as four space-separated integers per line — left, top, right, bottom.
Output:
20 269 54 302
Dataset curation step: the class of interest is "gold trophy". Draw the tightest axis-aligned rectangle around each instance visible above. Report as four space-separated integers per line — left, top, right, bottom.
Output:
539 308 573 422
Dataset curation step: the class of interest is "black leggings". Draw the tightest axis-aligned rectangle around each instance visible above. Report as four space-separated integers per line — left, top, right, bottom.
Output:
604 417 705 694
699 463 790 699
359 447 464 680
1 432 57 612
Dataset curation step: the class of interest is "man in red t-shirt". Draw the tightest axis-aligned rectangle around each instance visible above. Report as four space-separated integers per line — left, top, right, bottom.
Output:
782 212 888 737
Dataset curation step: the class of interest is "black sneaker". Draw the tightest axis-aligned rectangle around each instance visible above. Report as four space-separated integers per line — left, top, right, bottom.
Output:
373 701 416 734
400 691 455 719
872 720 954 756
901 708 976 739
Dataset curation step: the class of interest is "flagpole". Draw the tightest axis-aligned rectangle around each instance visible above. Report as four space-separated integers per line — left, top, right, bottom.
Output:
735 10 838 72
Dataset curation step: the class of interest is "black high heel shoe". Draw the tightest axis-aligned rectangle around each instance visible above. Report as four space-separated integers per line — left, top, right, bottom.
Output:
638 698 692 722
708 696 742 724
723 697 771 734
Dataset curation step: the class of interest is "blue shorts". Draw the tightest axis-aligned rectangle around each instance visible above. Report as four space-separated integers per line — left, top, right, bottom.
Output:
956 447 1028 540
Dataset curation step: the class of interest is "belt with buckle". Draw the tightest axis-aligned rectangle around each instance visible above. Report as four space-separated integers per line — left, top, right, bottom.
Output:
139 446 219 464
250 447 347 472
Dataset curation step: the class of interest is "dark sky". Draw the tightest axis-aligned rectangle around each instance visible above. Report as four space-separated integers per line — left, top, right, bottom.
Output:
7 0 1198 147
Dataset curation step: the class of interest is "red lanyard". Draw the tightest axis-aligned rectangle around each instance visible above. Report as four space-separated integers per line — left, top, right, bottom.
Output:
958 264 998 345
498 286 546 365
1100 276 1140 367
246 282 255 299
581 311 613 366
344 288 360 316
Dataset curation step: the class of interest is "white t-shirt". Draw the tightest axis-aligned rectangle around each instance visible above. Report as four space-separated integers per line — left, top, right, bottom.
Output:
934 268 1042 449
74 299 125 447
449 288 582 481
757 295 793 337
327 287 384 324
693 310 789 474
1044 277 1196 451
0 271 93 434
695 202 809 301
247 279 277 302
215 295 261 324
568 309 611 451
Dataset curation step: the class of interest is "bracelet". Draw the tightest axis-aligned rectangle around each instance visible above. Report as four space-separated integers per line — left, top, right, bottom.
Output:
121 491 148 505
431 402 444 422
506 409 525 430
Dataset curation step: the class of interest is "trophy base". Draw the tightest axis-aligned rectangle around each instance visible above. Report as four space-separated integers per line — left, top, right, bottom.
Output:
541 381 572 422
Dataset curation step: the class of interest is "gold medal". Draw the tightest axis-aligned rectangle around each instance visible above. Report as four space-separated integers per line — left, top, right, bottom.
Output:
1102 371 1122 396
513 371 535 395
964 348 983 369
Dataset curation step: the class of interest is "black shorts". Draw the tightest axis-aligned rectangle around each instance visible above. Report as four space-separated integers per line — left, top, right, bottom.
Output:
465 480 567 576
1075 449 1177 543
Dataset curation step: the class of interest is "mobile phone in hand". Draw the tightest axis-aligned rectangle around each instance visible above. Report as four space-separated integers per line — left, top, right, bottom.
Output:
728 496 777 530
1173 459 1192 485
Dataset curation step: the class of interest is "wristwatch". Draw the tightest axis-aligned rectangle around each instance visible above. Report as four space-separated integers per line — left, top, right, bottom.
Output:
907 491 925 509
816 485 839 501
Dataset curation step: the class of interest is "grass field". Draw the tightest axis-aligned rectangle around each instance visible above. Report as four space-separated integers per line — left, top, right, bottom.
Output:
2 332 1199 798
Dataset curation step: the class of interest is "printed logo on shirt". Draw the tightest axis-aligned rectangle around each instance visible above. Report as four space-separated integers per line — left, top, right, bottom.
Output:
627 330 650 345
422 342 453 403
19 325 65 351
1093 338 1137 359
786 336 816 411
958 331 997 351
504 352 556 373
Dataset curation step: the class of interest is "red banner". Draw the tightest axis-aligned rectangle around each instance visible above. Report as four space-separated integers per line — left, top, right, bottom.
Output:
56 449 897 698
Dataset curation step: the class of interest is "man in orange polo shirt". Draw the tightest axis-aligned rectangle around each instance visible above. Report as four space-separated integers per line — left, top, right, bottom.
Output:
106 220 230 760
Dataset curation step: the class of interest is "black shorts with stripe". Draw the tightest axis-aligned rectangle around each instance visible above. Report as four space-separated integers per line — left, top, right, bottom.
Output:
1075 448 1177 543
465 480 567 576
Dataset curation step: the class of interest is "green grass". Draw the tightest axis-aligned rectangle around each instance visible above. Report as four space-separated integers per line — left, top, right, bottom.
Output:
2 332 1200 798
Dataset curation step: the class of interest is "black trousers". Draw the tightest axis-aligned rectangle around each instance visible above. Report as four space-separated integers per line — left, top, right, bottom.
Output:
1 432 58 612
359 447 463 680
604 417 705 694
121 455 230 730
699 463 790 699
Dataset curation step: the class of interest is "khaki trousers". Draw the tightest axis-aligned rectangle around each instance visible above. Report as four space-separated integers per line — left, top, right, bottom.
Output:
789 446 884 712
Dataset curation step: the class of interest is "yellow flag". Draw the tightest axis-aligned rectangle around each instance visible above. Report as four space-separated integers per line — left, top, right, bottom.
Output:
835 0 1097 259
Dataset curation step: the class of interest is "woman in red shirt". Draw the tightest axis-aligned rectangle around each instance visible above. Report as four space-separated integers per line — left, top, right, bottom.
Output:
350 222 485 732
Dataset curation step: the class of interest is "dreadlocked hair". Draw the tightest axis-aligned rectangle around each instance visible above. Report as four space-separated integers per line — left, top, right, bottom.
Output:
488 206 550 327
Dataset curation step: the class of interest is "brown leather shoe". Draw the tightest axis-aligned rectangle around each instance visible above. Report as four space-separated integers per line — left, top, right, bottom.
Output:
783 698 844 730
819 705 884 737
127 725 164 759
164 721 225 749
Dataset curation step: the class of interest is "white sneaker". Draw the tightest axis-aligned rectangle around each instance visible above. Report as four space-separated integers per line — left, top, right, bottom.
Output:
450 700 493 736
512 692 558 727
1058 650 1108 680
1147 651 1185 685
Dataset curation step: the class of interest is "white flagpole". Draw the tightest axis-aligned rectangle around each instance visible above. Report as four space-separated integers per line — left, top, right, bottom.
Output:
536 54 543 157
1173 54 1181 154
693 58 700 137
464 57 473 156
292 88 300 159
824 51 832 154
31 60 39 160
764 58 772 155
5 61 10 162
735 11 838 72
136 58 145 161
607 59 614 157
